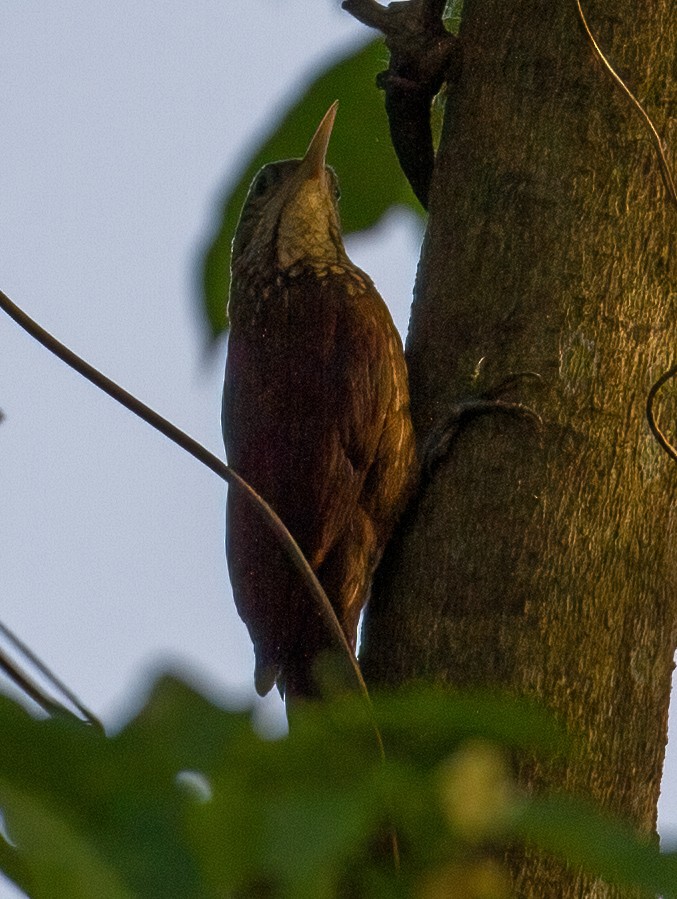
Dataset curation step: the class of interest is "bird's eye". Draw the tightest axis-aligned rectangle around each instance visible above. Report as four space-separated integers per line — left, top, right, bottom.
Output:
328 170 341 202
251 166 278 199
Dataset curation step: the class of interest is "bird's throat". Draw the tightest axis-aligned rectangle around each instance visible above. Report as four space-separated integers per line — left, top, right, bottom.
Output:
276 180 343 270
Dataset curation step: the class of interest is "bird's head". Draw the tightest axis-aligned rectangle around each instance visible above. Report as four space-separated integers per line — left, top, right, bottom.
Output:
231 101 346 277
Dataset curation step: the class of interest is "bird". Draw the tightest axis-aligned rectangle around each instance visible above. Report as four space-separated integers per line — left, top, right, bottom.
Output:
222 102 417 701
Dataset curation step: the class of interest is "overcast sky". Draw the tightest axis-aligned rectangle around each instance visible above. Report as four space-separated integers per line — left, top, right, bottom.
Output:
0 3 674 894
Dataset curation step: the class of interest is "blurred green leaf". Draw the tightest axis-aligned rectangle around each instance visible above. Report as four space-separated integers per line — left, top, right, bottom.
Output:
514 794 677 897
0 782 133 899
0 684 222 897
200 38 420 340
1 676 676 897
310 685 570 769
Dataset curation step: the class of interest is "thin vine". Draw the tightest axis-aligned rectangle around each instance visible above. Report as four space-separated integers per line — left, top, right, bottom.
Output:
647 364 677 464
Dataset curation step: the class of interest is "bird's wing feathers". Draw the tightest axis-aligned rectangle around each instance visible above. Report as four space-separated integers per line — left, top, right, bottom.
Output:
223 268 397 691
224 268 393 566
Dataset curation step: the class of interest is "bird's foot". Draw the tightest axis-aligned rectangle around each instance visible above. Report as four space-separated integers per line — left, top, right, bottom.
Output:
421 372 543 479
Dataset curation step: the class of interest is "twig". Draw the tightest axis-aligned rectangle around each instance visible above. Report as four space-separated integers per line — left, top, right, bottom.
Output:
342 0 389 31
0 620 102 729
342 0 460 208
575 0 677 208
0 645 81 723
647 364 677 464
0 289 380 732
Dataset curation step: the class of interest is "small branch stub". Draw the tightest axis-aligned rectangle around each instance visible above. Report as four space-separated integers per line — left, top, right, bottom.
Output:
342 0 461 208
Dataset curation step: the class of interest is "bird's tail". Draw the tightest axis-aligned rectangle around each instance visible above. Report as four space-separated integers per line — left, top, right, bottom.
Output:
279 614 356 706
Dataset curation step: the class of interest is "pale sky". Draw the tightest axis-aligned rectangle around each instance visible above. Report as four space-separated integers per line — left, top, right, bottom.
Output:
0 4 674 895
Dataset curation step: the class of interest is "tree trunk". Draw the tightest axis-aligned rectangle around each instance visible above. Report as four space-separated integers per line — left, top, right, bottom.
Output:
361 0 676 895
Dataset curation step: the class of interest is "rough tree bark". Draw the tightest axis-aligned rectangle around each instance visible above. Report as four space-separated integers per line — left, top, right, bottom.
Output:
360 0 676 896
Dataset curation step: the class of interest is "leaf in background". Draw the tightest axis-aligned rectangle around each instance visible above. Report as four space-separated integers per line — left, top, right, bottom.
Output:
365 686 570 767
0 683 221 898
200 38 421 341
0 782 134 899
3 676 676 898
513 794 677 897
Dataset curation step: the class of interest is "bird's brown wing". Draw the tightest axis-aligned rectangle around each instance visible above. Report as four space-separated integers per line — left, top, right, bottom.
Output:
223 267 397 694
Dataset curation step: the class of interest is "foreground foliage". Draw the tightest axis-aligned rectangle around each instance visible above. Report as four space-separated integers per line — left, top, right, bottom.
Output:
0 676 675 898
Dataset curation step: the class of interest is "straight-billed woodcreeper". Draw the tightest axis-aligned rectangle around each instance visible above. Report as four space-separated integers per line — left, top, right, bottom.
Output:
222 103 417 700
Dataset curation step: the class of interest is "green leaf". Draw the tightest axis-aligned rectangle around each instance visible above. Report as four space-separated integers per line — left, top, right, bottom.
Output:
319 685 571 768
200 38 420 340
3 676 675 898
0 782 134 899
0 686 215 897
183 693 386 897
513 794 677 897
